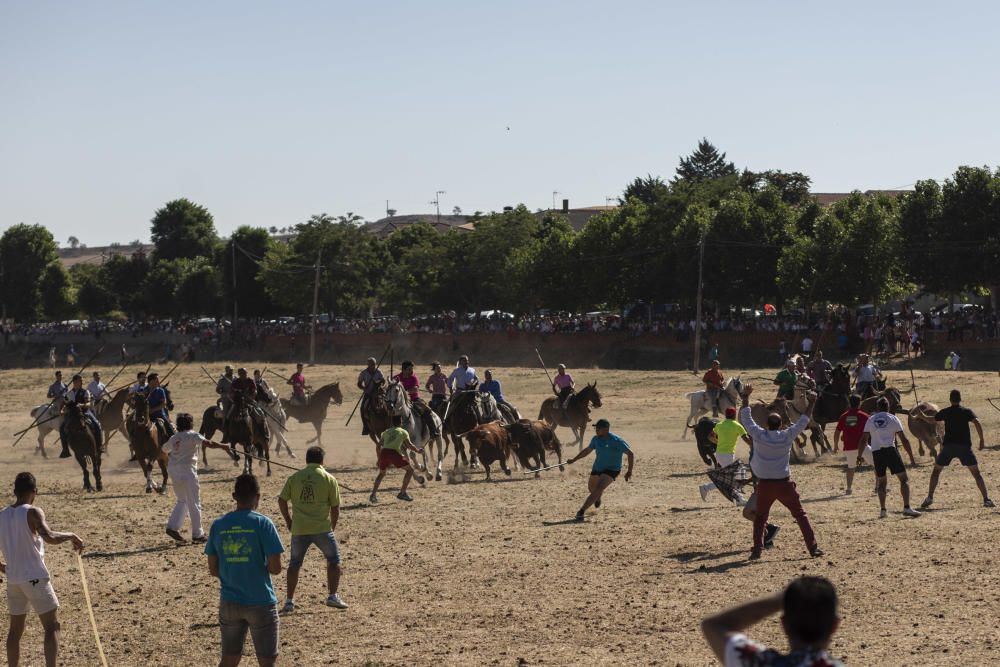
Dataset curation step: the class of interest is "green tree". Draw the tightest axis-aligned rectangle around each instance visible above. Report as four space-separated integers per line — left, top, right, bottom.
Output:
175 257 222 317
150 198 219 261
674 138 736 184
223 226 275 318
101 252 152 317
0 224 60 320
71 264 117 318
379 222 447 315
621 175 669 206
39 263 75 320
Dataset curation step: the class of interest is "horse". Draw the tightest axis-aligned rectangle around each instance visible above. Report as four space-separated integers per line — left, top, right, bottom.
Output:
259 388 292 458
280 382 344 446
538 382 603 449
97 388 130 450
28 396 65 459
783 379 832 459
63 403 103 493
128 392 168 494
360 384 393 448
385 380 447 481
229 393 271 476
442 387 505 468
682 377 742 438
807 364 852 451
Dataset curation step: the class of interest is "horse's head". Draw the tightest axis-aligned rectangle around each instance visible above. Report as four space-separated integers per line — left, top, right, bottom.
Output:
831 365 851 391
131 393 150 425
65 402 85 427
330 382 343 405
385 381 407 416
580 382 602 408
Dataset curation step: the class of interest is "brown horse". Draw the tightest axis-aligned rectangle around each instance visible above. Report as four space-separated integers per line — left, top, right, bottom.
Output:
440 389 499 469
128 393 168 494
97 388 130 450
359 385 393 448
229 393 271 476
63 403 103 493
538 382 603 449
280 382 343 446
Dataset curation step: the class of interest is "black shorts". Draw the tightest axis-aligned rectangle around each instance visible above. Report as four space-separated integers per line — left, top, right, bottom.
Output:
936 443 978 467
591 469 620 480
872 447 905 477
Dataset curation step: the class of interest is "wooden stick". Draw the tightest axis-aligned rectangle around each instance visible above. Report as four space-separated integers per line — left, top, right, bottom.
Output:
76 552 110 667
344 343 392 427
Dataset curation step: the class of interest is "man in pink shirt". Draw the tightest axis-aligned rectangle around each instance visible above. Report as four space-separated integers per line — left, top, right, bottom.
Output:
287 363 308 406
553 364 575 409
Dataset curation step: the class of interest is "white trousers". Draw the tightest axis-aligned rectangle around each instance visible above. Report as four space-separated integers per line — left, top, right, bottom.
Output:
700 453 736 496
167 474 203 538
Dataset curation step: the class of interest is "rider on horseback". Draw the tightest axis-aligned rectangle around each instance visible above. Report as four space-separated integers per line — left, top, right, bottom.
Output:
253 369 274 404
215 365 234 415
358 357 385 436
87 371 108 413
446 355 478 393
47 370 66 400
552 364 575 413
59 374 103 458
702 360 725 417
146 373 176 438
425 362 448 413
853 354 881 399
773 359 799 400
479 369 517 421
287 363 309 406
809 351 833 390
393 360 440 437
223 368 258 443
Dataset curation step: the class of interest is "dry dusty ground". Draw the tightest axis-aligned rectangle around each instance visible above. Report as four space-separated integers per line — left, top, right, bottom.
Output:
3 362 1000 666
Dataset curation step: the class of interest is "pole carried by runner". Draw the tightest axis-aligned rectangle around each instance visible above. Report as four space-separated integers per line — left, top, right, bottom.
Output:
13 344 106 447
344 343 392 427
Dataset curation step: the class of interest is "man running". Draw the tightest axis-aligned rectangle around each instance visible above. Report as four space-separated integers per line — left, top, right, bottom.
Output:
702 360 725 417
205 474 283 667
699 407 752 501
278 446 348 611
918 389 995 509
357 357 385 436
0 472 84 667
370 416 425 504
287 363 308 406
702 576 843 666
739 384 823 560
163 413 235 543
566 418 634 521
833 394 870 494
858 397 919 519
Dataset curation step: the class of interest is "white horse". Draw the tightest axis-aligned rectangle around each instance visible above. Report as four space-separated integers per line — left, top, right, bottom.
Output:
682 376 743 438
257 388 292 458
28 396 65 458
385 380 447 481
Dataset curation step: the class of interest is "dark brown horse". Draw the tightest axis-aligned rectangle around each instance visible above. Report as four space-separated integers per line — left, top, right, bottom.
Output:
810 364 852 450
359 385 393 448
538 382 603 449
63 403 103 493
128 393 168 493
97 388 130 450
280 382 344 446
440 389 497 469
229 393 271 476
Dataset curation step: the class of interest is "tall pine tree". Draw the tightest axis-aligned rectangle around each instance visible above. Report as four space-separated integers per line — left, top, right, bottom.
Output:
674 138 736 184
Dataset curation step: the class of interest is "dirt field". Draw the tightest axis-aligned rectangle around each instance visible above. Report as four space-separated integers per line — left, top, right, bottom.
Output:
3 363 1000 666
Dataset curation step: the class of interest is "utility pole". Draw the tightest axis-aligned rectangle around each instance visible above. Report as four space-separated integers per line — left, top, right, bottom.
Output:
231 239 238 333
431 191 446 225
693 227 707 374
605 196 616 207
309 248 322 366
552 191 561 211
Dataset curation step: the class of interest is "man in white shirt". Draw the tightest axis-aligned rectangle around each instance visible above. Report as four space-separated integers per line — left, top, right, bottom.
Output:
162 413 235 543
86 371 107 409
858 397 919 519
950 350 961 371
801 335 813 356
446 355 479 394
128 370 148 395
739 384 823 560
0 472 84 667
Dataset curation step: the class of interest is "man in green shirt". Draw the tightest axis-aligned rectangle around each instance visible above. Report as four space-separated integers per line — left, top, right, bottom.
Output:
370 416 425 504
699 408 752 501
277 446 347 612
773 359 799 400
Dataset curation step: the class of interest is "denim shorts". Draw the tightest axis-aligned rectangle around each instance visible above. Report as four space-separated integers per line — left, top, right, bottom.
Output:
289 531 341 568
219 600 278 658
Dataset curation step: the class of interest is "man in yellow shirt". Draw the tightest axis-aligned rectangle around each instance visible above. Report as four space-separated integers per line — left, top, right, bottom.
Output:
699 408 752 501
370 416 425 504
277 446 346 612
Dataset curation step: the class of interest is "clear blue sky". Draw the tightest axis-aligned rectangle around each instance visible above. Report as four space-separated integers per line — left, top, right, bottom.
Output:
3 1 998 246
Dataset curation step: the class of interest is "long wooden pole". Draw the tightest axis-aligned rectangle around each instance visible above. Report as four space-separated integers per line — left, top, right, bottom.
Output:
344 343 392 427
534 348 557 395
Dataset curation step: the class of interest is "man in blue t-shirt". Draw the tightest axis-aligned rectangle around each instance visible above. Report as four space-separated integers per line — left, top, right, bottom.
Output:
146 373 175 437
566 418 635 521
205 474 284 667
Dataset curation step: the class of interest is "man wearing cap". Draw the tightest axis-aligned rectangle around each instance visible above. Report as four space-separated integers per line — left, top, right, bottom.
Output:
566 418 634 521
357 357 385 436
739 384 823 560
702 360 725 417
552 364 575 410
287 363 308 406
699 407 752 501
216 365 235 415
58 374 104 459
446 355 478 394
917 389 995 509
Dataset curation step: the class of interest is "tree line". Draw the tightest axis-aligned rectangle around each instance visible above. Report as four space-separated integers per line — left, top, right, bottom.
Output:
1 140 997 324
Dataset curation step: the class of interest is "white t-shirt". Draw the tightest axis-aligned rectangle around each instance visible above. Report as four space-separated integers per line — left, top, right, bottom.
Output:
87 381 106 400
863 412 903 451
801 336 813 352
163 430 206 477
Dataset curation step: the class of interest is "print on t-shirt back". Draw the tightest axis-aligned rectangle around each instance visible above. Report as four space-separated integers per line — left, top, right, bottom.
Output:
300 481 315 503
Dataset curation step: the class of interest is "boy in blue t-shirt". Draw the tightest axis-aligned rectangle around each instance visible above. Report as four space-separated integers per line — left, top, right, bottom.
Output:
205 474 284 666
566 418 635 521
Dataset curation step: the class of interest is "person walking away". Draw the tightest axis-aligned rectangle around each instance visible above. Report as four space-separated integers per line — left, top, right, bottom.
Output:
357 357 385 436
566 418 634 521
858 398 919 519
702 360 725 417
48 347 56 370
0 472 84 667
739 384 823 560
370 416 426 504
917 389 994 509
164 413 235 543
278 447 348 611
702 576 843 666
833 394 870 494
699 407 752 501
205 474 284 667
425 362 448 413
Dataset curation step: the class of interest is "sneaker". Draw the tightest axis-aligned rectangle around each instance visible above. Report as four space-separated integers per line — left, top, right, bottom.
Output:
749 549 761 561
879 509 888 519
920 496 933 509
397 492 413 502
594 499 602 509
369 495 378 505
985 499 996 508
191 534 208 544
281 600 295 614
574 512 585 522
699 485 710 502
902 507 921 517
326 594 348 609
166 528 184 542
809 546 824 558
764 525 780 548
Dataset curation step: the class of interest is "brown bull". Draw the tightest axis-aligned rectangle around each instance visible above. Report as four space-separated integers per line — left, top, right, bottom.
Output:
506 419 563 475
464 423 513 480
908 401 941 458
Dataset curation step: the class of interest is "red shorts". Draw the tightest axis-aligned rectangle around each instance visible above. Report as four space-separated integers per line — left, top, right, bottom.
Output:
378 448 409 470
